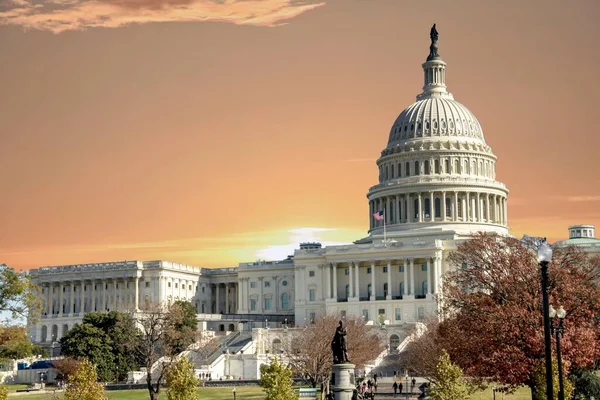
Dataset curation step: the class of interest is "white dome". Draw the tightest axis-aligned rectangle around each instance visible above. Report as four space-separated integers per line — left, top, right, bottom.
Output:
387 97 485 149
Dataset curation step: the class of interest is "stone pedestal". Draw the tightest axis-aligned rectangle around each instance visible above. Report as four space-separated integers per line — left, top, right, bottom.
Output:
331 363 356 400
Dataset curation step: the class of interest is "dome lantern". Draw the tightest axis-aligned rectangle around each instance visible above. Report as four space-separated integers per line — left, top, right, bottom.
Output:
418 24 451 101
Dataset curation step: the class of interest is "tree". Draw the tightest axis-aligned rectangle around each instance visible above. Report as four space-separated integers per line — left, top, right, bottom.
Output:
403 319 445 383
53 357 82 383
439 233 600 395
260 357 296 400
167 301 198 355
59 323 115 382
532 357 574 400
0 385 7 400
285 315 385 389
429 350 469 400
136 302 216 400
165 357 199 400
82 312 141 381
0 326 34 360
0 264 42 323
63 359 108 400
569 368 600 400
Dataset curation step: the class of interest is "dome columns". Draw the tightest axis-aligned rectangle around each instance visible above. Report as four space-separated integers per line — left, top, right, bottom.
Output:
368 190 508 231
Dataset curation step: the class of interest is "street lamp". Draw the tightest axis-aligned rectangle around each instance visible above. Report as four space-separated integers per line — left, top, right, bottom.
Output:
404 372 409 400
549 305 567 400
538 239 554 400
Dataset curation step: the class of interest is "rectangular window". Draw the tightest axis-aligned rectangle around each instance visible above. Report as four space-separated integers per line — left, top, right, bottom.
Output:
399 265 404 272
345 269 349 275
250 282 256 288
310 312 316 324
145 282 150 288
362 309 369 321
422 265 427 271
175 283 178 289
309 289 316 302
395 308 402 320
383 266 388 273
264 281 270 288
250 299 256 311
168 283 171 288
367 267 371 274
309 270 315 277
189 285 192 290
264 298 271 310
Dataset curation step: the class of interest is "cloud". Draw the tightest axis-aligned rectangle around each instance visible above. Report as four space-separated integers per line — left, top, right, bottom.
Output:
0 0 326 34
565 196 600 203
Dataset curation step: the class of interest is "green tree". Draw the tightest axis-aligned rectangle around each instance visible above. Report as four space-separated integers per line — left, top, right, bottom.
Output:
429 350 470 400
0 326 34 360
165 357 199 400
64 359 108 400
82 312 140 381
259 357 296 400
570 368 600 400
168 301 198 354
0 264 42 323
59 324 115 382
0 385 7 400
532 358 574 400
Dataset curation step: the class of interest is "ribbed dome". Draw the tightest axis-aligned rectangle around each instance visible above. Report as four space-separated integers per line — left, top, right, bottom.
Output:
387 97 485 149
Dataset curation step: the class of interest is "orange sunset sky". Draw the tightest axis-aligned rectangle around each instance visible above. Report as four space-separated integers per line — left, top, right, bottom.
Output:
1 0 599 271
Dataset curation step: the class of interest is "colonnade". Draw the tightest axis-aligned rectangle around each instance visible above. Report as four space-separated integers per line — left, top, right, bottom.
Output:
211 282 237 314
43 277 142 316
369 191 507 229
298 254 443 302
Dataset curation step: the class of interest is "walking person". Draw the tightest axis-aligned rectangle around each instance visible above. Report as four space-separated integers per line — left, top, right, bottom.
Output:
393 381 398 397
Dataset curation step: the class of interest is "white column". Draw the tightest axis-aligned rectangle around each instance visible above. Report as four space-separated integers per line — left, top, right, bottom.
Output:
58 283 64 316
237 279 243 313
503 197 508 225
91 280 96 312
113 280 118 311
333 263 338 301
418 193 423 222
409 259 415 296
434 253 442 294
354 261 360 299
370 261 376 300
453 192 459 222
259 278 264 312
403 260 408 296
80 280 85 314
119 280 124 311
134 276 140 311
486 194 490 222
407 194 413 223
103 280 107 311
225 283 230 314
427 259 432 295
216 284 220 313
465 193 470 221
442 191 447 220
348 262 354 299
395 196 400 224
326 264 332 300
386 260 392 300
45 284 51 315
430 192 435 221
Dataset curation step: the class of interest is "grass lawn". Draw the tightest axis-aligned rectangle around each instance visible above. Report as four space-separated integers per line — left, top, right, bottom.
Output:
4 386 266 399
469 385 532 400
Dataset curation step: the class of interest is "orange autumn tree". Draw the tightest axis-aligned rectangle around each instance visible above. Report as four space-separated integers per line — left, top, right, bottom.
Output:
438 233 600 397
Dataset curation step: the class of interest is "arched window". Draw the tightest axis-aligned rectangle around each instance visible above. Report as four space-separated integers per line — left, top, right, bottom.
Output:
424 160 430 175
391 164 395 178
281 293 289 310
385 165 389 180
435 198 441 218
390 334 400 350
398 163 402 177
425 121 430 130
383 283 388 297
444 159 450 174
219 324 225 332
406 162 410 176
345 285 350 299
454 159 459 174
446 197 451 217
435 160 440 174
424 198 431 218
228 324 235 332
201 303 205 313
464 160 469 174
415 161 420 175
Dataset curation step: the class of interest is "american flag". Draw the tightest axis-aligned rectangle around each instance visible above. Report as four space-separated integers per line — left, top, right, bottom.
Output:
373 210 384 221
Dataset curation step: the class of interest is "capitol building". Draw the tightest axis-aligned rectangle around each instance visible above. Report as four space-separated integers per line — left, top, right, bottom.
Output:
26 27 597 373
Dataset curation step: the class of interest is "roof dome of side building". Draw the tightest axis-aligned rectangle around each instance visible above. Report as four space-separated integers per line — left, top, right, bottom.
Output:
554 225 600 253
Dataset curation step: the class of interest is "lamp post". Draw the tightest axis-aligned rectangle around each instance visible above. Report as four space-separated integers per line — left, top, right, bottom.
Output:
405 372 409 400
550 305 567 400
538 239 554 400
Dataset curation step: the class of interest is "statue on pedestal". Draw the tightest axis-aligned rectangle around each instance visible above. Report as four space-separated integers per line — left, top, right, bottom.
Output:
428 23 440 60
331 320 349 364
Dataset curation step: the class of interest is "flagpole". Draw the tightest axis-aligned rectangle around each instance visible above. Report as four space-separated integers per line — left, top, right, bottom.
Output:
383 210 387 245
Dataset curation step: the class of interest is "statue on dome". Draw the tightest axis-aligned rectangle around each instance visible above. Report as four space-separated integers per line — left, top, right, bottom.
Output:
331 320 350 364
428 23 440 60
